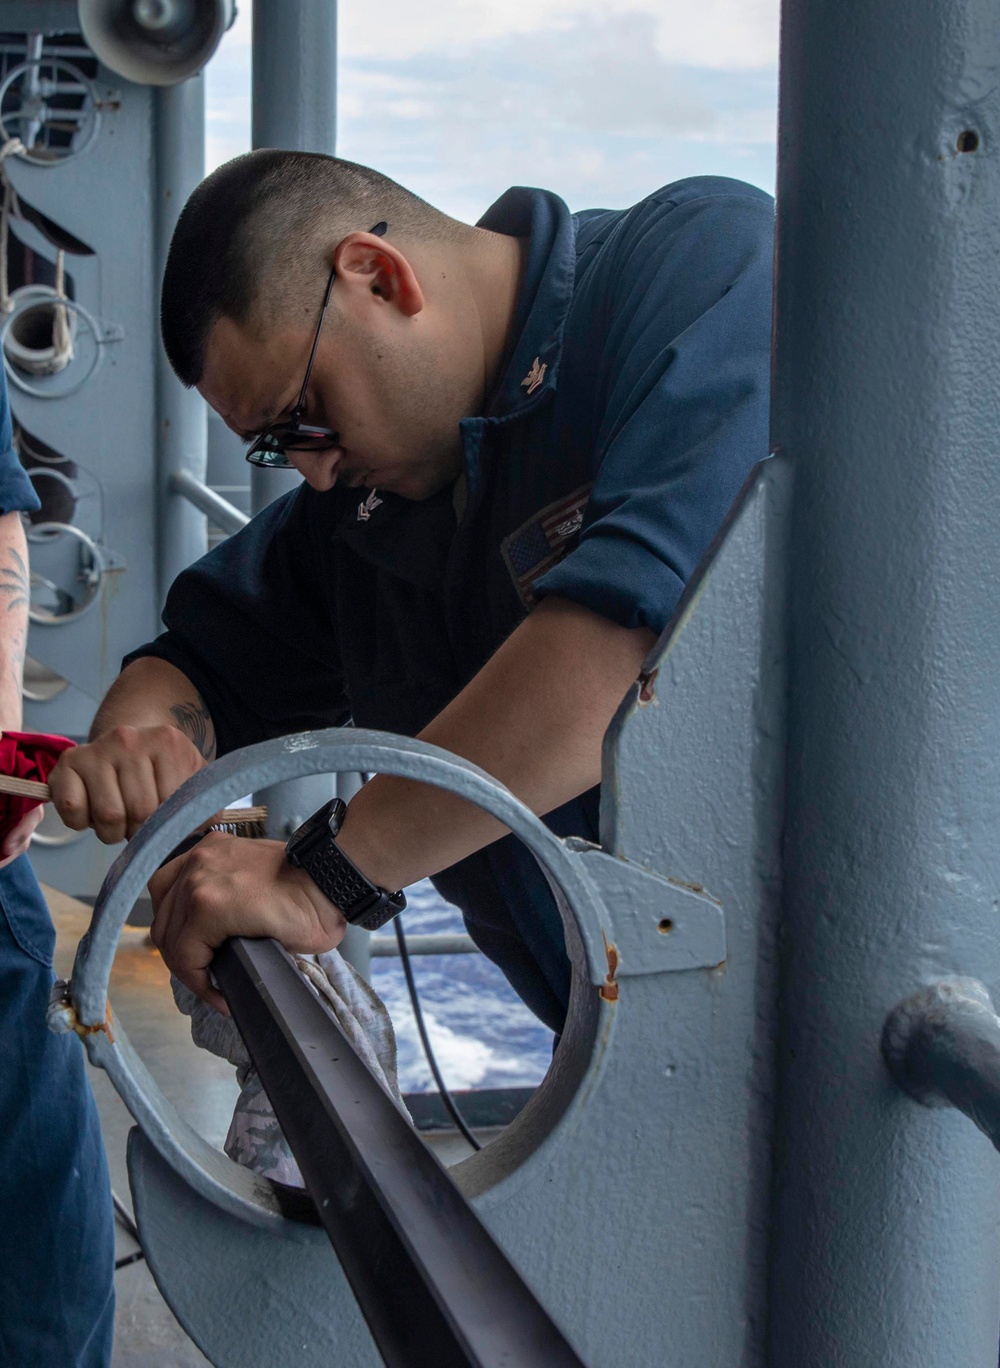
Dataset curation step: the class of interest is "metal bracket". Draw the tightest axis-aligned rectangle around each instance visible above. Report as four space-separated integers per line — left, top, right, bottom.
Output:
566 840 726 980
882 977 1000 1151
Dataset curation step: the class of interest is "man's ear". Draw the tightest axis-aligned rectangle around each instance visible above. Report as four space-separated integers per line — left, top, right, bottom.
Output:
332 232 424 318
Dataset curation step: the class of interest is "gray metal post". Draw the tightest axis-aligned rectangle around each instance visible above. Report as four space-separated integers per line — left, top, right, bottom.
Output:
769 0 1000 1361
155 78 208 610
335 769 371 978
250 0 337 156
249 0 336 519
246 0 368 969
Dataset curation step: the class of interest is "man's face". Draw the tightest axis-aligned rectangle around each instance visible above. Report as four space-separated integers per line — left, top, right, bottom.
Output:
199 270 482 502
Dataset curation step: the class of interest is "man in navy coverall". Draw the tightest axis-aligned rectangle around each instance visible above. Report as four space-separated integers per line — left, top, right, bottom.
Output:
0 379 114 1364
48 151 773 1036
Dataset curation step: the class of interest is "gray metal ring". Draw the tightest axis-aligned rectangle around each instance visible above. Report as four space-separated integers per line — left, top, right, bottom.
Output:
26 520 105 624
70 729 608 1234
0 59 101 165
21 652 69 702
31 820 86 848
1 292 103 397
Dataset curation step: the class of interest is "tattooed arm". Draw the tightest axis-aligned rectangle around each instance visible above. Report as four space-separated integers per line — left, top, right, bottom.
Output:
0 511 27 731
48 656 217 843
168 698 216 762
0 512 41 865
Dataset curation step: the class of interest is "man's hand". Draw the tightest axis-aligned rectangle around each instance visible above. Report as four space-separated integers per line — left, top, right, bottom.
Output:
147 833 347 1013
0 805 44 868
49 724 208 844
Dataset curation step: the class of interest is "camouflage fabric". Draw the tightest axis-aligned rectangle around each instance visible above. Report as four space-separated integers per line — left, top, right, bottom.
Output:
172 949 405 1187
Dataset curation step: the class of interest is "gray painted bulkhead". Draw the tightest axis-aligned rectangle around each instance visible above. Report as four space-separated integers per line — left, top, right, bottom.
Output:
0 2 170 893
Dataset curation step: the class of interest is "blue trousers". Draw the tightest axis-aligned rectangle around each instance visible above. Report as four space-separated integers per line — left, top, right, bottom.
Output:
0 856 114 1366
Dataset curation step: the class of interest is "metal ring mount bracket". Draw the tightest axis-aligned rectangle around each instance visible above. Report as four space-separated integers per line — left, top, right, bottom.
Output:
0 59 101 166
26 520 105 624
4 284 77 376
21 652 69 703
31 810 87 847
67 728 725 1235
1 290 117 397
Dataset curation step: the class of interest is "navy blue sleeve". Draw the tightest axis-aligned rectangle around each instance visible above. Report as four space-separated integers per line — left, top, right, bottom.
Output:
535 181 773 634
0 374 39 516
124 488 349 756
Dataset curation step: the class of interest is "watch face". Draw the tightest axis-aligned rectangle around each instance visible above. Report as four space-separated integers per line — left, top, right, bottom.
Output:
324 797 347 837
287 797 343 860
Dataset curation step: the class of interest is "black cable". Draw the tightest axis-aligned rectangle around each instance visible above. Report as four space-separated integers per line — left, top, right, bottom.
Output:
394 916 482 1152
112 1189 146 1270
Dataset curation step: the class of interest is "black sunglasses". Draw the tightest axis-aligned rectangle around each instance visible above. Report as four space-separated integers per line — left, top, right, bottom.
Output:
246 221 389 469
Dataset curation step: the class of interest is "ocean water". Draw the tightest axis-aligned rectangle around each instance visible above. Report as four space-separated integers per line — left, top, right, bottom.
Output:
371 879 554 1093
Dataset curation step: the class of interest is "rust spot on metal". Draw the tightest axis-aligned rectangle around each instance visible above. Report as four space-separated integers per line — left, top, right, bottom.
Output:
667 874 720 906
638 668 659 704
72 998 114 1044
599 933 620 1002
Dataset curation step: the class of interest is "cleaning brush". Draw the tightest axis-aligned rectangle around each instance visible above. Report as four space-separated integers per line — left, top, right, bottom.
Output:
0 773 269 848
161 806 269 864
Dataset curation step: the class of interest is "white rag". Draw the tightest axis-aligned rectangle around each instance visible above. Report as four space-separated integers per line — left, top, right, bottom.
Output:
172 949 405 1188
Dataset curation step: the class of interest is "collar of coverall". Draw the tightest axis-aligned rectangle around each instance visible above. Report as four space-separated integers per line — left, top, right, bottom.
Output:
327 186 577 570
475 186 576 423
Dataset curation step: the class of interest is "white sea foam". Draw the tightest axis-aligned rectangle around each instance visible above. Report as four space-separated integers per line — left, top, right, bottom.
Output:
371 878 554 1093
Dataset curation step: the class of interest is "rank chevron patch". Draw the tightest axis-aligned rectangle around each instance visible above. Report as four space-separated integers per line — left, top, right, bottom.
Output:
357 489 383 522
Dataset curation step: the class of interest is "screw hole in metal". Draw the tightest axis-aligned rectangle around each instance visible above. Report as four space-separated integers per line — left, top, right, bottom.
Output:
658 918 674 934
957 130 980 153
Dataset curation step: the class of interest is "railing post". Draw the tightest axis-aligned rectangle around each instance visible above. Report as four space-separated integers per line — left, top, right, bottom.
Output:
249 0 336 521
769 0 1000 1360
155 77 208 610
246 0 363 961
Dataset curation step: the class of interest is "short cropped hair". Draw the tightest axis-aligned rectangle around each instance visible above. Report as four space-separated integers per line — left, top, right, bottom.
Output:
161 150 464 385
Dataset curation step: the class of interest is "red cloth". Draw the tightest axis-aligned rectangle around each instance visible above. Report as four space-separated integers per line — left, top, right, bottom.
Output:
0 730 75 840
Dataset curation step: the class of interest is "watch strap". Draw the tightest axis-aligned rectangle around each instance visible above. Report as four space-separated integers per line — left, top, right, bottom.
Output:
286 800 406 931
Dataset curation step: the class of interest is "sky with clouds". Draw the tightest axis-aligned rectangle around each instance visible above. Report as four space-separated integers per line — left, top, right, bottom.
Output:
206 1 779 224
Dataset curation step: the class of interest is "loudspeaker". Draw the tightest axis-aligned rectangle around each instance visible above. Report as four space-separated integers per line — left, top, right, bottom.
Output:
78 0 235 86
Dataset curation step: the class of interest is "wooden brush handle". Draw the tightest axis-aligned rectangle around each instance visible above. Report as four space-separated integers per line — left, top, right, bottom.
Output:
211 806 268 828
0 774 266 828
0 775 49 799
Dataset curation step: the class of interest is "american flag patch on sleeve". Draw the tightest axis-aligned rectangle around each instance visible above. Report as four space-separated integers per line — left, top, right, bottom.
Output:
500 484 592 609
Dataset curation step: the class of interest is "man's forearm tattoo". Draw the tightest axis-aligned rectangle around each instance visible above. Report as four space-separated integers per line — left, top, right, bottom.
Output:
0 545 28 701
0 547 29 613
170 699 217 761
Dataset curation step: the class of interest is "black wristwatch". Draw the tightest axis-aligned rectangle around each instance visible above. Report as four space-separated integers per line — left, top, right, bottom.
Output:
285 797 406 932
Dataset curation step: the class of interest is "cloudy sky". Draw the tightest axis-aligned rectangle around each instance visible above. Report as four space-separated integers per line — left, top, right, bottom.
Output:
206 0 779 224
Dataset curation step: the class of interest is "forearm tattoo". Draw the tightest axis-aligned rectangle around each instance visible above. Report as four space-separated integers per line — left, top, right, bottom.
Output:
170 698 217 761
0 546 28 613
0 544 27 701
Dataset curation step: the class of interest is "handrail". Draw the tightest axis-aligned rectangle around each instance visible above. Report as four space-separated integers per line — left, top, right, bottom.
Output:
170 468 249 535
370 931 477 957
